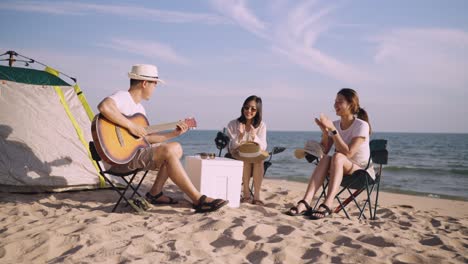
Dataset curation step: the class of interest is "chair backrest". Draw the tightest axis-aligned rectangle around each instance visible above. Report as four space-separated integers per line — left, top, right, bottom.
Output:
89 141 102 162
214 130 230 150
370 139 388 165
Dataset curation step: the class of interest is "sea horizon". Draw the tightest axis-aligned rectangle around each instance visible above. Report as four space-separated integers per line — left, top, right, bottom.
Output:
172 130 468 201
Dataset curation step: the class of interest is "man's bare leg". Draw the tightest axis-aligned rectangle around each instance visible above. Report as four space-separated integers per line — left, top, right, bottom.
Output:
152 142 221 205
147 164 173 202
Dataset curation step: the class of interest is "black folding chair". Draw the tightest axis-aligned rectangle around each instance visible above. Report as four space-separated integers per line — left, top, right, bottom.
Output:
313 139 388 220
89 141 149 212
214 129 285 197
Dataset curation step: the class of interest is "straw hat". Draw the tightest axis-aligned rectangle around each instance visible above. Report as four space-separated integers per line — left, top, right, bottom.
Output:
128 64 165 83
232 142 269 163
294 140 324 160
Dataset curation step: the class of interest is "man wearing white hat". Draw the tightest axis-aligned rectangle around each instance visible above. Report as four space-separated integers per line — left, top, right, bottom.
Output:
97 64 228 213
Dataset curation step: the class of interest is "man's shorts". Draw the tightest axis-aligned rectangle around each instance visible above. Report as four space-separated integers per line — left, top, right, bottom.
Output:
109 146 159 173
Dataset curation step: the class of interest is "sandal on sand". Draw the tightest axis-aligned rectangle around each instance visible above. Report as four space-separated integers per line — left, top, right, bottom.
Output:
310 203 333 220
128 197 150 213
285 200 312 216
193 195 229 213
240 196 252 203
145 191 178 205
252 199 265 206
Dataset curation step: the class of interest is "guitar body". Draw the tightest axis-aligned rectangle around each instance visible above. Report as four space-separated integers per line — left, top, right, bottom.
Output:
91 113 150 165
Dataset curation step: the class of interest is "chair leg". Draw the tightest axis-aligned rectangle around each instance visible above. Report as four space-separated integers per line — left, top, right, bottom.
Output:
128 170 149 200
313 180 329 210
346 188 365 215
112 173 139 212
249 178 254 198
334 185 365 219
372 178 381 220
358 178 375 220
102 175 134 213
335 196 351 219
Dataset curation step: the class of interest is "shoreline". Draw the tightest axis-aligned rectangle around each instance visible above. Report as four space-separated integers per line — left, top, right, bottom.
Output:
266 176 468 202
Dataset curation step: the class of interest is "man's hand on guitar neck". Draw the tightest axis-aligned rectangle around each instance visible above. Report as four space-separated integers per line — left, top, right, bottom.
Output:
174 120 189 136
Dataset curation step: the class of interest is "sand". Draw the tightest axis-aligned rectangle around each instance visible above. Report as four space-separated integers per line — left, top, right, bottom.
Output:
1 173 467 264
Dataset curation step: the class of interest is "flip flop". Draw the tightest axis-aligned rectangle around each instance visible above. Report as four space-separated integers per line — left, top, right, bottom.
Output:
309 203 333 220
145 191 178 205
240 196 252 203
193 195 229 213
285 200 312 216
252 199 265 206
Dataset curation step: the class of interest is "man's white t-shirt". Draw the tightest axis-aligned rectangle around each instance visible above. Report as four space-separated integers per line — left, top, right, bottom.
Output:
332 118 370 167
108 91 146 116
103 91 147 170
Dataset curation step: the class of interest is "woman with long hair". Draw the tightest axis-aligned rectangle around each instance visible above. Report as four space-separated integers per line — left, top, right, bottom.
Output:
287 88 373 219
226 95 267 205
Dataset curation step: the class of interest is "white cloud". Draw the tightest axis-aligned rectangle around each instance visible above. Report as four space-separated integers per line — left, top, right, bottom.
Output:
0 1 227 24
210 0 371 83
97 38 190 66
210 0 267 38
371 28 468 90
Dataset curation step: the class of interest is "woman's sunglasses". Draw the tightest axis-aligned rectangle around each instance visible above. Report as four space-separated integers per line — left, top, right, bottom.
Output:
197 152 216 159
243 106 257 112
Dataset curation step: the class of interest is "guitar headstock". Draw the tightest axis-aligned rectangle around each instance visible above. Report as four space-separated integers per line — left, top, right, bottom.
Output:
184 117 197 129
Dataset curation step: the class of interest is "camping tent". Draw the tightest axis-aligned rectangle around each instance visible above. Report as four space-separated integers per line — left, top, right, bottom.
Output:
0 56 104 192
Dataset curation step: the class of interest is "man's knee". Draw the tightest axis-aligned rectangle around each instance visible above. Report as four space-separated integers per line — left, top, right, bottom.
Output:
165 142 183 158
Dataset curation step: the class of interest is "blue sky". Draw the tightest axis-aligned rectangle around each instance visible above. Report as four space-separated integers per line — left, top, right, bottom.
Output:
1 0 467 133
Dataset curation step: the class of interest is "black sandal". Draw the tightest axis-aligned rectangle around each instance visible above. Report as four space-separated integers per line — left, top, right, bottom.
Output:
310 203 333 220
145 191 178 205
285 200 312 216
193 195 228 213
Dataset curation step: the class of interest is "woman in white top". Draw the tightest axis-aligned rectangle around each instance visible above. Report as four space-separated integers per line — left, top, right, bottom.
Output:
287 88 372 219
227 95 267 205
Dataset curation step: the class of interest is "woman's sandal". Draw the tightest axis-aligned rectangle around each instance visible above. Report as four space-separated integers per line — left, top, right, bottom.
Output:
309 203 333 220
193 195 229 213
240 196 252 203
285 200 312 216
145 191 178 205
252 199 265 206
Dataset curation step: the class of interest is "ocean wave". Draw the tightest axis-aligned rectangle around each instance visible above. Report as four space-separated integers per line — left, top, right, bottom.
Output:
384 166 468 176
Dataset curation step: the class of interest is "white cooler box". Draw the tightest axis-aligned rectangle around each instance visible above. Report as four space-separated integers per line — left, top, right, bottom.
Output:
184 156 243 208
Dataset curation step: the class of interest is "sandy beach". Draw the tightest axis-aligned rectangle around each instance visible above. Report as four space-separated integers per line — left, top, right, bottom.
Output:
0 173 467 264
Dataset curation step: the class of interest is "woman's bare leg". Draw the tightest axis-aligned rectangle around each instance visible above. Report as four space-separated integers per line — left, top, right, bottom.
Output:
294 155 331 213
252 162 264 201
242 162 253 198
321 153 359 209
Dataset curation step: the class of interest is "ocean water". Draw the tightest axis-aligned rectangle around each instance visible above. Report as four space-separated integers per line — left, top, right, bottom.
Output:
173 130 468 200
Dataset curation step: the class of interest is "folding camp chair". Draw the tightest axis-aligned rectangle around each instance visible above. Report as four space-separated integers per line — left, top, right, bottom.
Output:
214 129 285 197
313 139 388 220
89 141 149 212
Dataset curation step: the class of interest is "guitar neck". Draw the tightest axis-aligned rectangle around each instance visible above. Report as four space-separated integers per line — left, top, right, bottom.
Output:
145 121 180 133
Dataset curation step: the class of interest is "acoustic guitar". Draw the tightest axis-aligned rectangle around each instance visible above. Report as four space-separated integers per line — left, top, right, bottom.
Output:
91 113 197 165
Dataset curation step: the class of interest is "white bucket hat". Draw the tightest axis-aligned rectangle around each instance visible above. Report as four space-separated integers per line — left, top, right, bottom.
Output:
128 64 165 84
